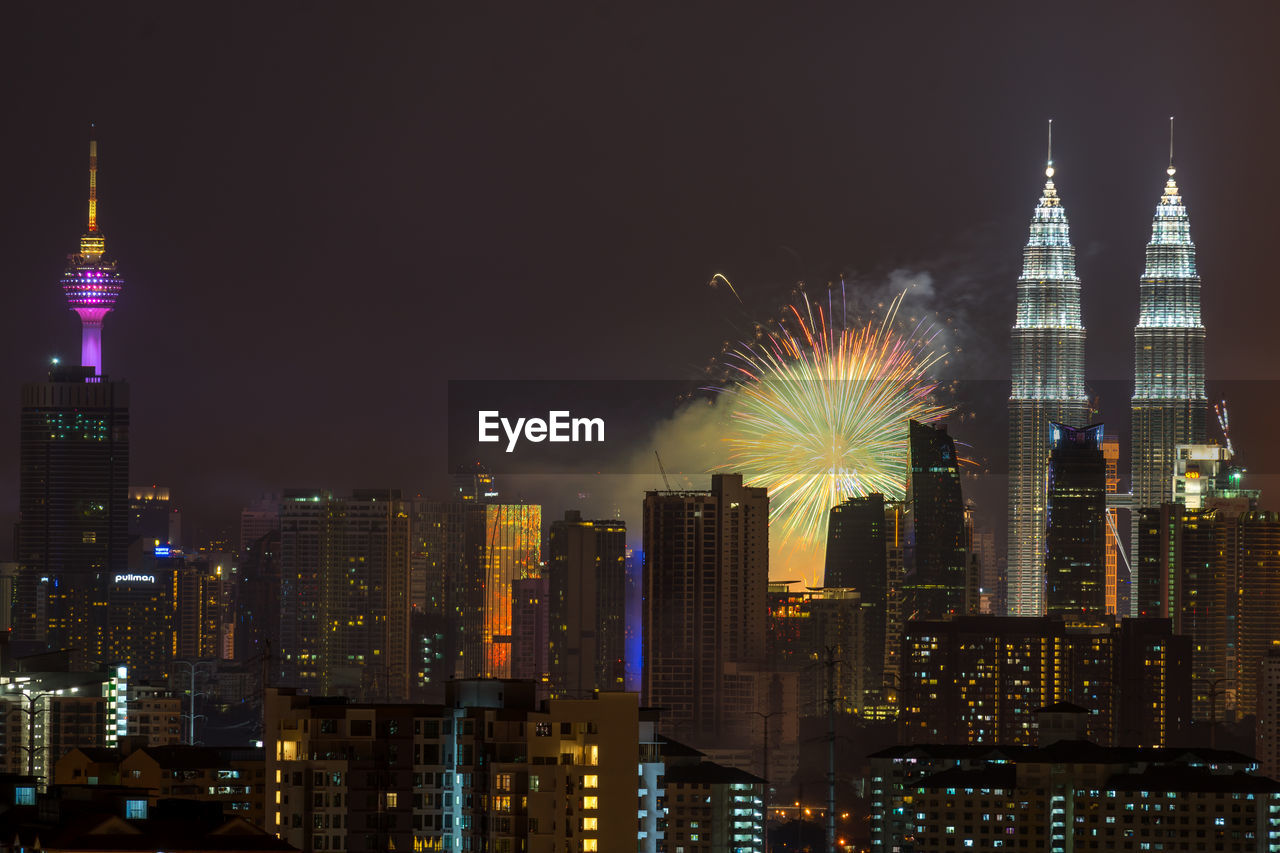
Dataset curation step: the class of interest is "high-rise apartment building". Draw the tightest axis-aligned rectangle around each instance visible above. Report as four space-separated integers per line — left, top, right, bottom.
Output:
1146 502 1233 719
278 490 411 700
899 616 1190 748
1008 142 1090 616
1257 648 1280 780
0 665 129 784
234 529 280 663
407 499 487 689
1138 489 1262 720
871 742 1279 853
642 474 767 745
265 682 644 853
1132 152 1207 615
903 420 967 620
510 576 549 692
1045 423 1107 617
767 584 864 716
547 511 627 697
1236 511 1280 718
660 759 765 853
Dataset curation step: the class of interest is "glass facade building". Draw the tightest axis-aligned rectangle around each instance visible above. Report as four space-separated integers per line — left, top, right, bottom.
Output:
1045 422 1107 617
903 420 967 620
1131 163 1207 616
1008 158 1089 616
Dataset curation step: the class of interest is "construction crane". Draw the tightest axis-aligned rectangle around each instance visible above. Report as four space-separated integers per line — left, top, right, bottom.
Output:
654 450 672 490
1215 400 1235 456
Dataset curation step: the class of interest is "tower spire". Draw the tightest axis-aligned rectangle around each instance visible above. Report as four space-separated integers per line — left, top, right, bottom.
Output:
1046 118 1054 177
63 127 123 376
87 123 97 232
1168 115 1176 176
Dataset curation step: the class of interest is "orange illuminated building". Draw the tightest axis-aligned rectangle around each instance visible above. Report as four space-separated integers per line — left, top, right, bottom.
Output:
1104 434 1119 615
482 504 542 677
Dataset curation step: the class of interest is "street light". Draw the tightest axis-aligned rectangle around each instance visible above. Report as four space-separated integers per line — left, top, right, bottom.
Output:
1207 678 1232 749
750 710 783 853
172 660 214 745
3 683 77 785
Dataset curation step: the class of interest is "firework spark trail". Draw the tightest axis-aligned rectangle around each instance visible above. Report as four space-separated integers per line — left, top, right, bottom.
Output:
718 289 952 551
708 272 743 303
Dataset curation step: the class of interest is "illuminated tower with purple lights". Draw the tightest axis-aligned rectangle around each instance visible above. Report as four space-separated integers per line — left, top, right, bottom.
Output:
61 128 123 375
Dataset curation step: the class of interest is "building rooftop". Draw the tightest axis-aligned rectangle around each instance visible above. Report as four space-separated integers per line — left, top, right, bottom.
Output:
1105 767 1280 794
656 735 705 758
916 764 1018 789
870 740 1255 767
663 761 765 786
1037 700 1091 714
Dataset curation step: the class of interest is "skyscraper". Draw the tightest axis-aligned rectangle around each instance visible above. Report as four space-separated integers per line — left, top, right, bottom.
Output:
16 138 129 666
407 498 488 691
277 489 412 699
1131 138 1207 611
904 420 967 619
1008 130 1090 616
1147 502 1231 719
1045 422 1107 617
642 474 767 744
129 485 181 550
469 503 541 679
1103 434 1121 615
546 511 627 697
1236 511 1280 718
824 494 887 699
510 575 549 692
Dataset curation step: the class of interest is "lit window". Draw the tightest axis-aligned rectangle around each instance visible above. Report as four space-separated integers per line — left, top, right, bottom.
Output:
385 792 397 808
582 796 598 810
582 817 598 830
125 799 148 820
582 841 598 852
583 775 599 789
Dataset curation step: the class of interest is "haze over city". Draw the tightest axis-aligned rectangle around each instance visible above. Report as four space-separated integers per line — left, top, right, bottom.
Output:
3 3 1280 550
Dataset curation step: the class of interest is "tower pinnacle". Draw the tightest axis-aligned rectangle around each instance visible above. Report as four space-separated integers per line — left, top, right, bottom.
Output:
88 123 97 232
1168 115 1176 177
62 128 123 376
1046 118 1054 177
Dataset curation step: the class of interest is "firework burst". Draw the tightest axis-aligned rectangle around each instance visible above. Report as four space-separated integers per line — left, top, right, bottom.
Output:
718 288 951 551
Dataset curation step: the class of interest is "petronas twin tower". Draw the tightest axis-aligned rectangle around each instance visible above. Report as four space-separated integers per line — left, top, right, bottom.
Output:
1007 123 1205 617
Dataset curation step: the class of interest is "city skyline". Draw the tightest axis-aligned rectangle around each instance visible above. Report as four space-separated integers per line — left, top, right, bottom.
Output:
1 5 1279 552
6 8 1280 851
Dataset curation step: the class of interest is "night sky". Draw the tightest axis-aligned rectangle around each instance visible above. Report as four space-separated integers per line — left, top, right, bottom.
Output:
2 3 1278 551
